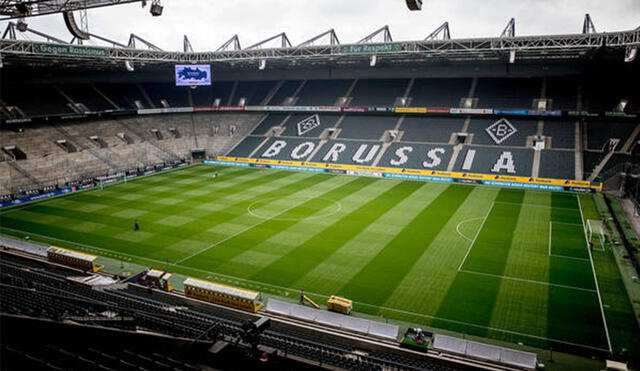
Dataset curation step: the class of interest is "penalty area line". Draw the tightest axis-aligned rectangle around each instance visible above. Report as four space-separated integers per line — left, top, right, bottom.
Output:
577 194 612 353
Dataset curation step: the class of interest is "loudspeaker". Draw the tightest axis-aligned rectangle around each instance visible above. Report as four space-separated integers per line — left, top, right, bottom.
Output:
406 0 423 11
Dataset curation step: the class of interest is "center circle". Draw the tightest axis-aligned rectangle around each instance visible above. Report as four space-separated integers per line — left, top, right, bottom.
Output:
247 196 342 221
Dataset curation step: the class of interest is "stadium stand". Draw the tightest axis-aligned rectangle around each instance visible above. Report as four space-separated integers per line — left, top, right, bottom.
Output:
93 83 136 110
59 84 115 112
314 140 384 165
348 79 409 106
269 80 303 106
281 114 342 137
407 78 471 107
143 83 190 107
191 81 235 107
251 113 289 135
475 78 541 109
539 150 576 180
398 117 464 143
466 118 538 147
545 77 579 110
585 121 638 150
233 81 276 106
295 79 353 106
338 115 397 140
378 143 454 171
0 249 467 371
544 120 576 149
452 146 535 177
3 83 74 116
255 137 323 161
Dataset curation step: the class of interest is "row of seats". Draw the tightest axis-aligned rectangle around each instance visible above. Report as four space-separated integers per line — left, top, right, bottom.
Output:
4 77 638 117
0 252 464 371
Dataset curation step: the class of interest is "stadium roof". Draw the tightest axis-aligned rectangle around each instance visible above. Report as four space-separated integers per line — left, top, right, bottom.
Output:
1 22 638 70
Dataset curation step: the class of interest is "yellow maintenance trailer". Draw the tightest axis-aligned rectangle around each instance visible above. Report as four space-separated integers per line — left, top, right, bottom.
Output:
327 296 352 315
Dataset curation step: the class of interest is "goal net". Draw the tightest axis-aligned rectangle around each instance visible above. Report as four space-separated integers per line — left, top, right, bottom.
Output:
587 219 606 250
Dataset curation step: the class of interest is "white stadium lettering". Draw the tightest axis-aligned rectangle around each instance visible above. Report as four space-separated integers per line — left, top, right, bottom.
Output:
353 144 381 164
322 143 347 162
491 151 517 173
291 142 316 160
390 146 413 166
422 148 445 168
462 149 476 171
262 140 287 158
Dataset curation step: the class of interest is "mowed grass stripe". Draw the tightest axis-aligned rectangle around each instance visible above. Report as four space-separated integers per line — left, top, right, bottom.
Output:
488 191 551 344
150 172 342 259
0 168 316 258
250 180 425 287
432 189 524 338
214 177 406 279
337 184 474 307
0 164 228 215
547 193 607 350
0 169 304 242
379 186 497 320
180 176 377 268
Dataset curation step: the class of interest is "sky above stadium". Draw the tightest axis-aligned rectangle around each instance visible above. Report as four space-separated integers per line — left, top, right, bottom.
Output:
2 0 638 51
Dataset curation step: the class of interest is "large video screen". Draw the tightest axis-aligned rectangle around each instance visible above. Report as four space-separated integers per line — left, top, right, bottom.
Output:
175 64 212 86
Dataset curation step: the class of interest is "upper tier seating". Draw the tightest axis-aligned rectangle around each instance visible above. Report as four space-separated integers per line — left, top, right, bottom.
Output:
269 80 302 105
191 81 234 106
143 83 190 107
349 79 409 106
295 79 353 106
408 78 471 107
545 77 579 111
3 78 639 118
60 84 115 111
233 80 276 105
475 78 541 109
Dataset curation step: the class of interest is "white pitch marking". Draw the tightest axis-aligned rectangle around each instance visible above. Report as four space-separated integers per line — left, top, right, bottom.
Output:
548 221 590 262
176 177 352 264
457 202 494 271
577 194 612 353
247 197 342 221
458 269 596 293
455 217 484 242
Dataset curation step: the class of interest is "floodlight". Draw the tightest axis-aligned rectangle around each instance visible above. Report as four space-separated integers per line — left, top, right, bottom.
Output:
150 0 163 16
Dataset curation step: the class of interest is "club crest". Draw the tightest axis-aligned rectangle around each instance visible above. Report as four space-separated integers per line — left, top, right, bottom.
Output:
485 118 517 144
296 114 321 136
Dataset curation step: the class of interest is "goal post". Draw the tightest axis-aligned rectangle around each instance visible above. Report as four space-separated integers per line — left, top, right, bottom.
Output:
587 219 606 250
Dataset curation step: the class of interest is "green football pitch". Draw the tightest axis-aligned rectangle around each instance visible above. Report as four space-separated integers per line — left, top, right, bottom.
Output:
0 164 620 353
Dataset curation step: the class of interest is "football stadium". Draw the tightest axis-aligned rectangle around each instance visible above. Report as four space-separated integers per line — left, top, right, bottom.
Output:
0 1 639 370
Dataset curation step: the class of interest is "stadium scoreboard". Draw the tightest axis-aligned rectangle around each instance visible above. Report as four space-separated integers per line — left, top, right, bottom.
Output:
175 64 212 86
